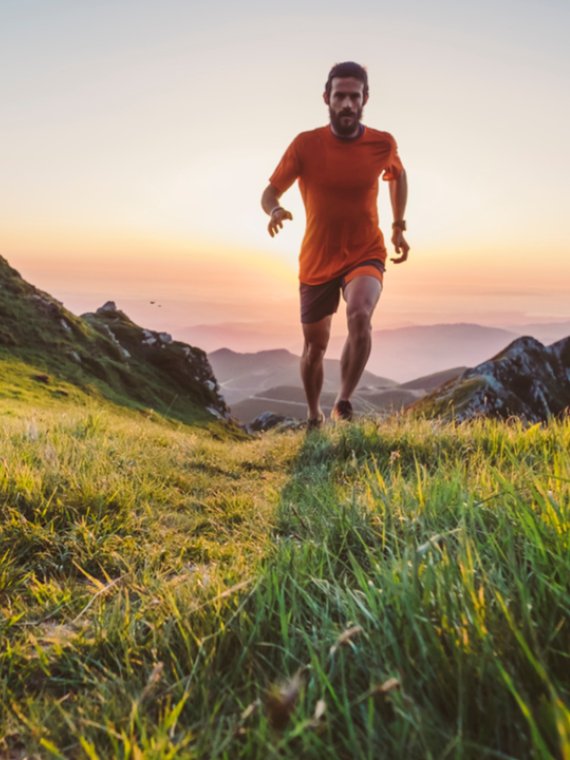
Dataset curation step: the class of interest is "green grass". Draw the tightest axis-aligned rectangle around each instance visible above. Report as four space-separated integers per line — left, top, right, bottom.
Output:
0 355 238 438
1 400 569 759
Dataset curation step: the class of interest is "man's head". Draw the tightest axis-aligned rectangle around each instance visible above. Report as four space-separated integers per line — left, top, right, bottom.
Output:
324 61 369 138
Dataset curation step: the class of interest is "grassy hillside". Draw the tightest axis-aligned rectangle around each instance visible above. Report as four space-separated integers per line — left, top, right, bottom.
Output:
0 256 229 428
1 394 569 758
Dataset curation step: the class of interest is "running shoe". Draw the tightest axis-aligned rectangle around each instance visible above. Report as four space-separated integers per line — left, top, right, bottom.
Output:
306 411 325 432
331 399 353 422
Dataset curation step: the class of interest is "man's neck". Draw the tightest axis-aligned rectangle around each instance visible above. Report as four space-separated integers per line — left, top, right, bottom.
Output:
329 123 364 140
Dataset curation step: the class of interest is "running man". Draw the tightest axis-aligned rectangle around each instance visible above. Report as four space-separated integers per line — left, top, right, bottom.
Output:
261 61 409 427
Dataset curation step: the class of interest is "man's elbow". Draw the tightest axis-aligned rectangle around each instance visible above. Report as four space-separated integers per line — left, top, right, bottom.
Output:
389 169 407 190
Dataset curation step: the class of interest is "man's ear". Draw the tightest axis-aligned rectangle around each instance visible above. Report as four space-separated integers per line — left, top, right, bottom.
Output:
363 93 369 105
323 91 330 105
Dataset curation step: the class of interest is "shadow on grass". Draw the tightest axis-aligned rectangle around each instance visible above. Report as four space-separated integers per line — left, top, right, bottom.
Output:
200 421 570 759
2 418 569 758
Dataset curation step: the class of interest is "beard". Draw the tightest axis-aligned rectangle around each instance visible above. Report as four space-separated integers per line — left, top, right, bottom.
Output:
329 105 363 137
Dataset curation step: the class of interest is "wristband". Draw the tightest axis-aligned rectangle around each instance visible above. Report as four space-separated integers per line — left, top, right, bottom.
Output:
392 220 406 231
270 206 284 216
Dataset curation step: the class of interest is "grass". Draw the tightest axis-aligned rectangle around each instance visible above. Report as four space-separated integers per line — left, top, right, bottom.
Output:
1 398 569 758
0 354 237 436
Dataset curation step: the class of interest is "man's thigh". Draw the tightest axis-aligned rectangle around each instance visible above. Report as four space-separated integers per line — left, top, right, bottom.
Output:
343 275 382 318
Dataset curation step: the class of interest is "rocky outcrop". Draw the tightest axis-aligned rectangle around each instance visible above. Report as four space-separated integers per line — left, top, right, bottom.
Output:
0 255 230 425
0 256 89 349
82 302 229 420
411 336 570 422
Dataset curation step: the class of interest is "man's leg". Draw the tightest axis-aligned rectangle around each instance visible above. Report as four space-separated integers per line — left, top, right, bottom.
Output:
301 315 332 420
336 275 382 405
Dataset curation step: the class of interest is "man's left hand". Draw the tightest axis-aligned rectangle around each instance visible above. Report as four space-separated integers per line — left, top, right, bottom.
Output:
390 229 410 263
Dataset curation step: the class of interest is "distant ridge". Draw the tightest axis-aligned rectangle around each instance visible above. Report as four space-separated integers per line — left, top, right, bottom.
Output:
355 323 520 380
188 320 570 381
400 367 467 391
512 321 570 345
208 347 396 406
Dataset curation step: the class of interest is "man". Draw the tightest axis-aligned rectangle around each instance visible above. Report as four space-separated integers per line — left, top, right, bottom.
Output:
261 61 409 428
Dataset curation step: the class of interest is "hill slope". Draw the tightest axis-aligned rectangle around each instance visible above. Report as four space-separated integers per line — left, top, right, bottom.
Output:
0 256 228 426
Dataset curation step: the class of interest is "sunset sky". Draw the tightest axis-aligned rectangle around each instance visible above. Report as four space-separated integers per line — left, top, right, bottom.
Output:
1 0 569 352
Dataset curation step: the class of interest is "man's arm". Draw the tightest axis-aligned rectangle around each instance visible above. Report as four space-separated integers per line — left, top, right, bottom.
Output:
388 170 410 263
261 184 293 238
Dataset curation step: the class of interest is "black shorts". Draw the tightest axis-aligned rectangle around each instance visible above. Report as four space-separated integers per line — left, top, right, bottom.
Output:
300 259 385 324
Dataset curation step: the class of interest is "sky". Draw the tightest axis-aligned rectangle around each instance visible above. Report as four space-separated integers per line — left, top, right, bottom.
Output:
1 0 569 351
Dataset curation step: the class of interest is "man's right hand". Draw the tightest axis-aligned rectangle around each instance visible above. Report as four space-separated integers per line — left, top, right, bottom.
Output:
268 208 293 237
390 228 410 263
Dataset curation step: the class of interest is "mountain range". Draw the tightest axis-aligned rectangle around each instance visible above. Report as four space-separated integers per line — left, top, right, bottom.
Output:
208 337 570 426
208 348 466 422
186 320 570 382
1 253 568 428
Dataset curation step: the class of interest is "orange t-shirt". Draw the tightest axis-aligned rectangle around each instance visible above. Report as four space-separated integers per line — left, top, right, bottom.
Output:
269 125 404 285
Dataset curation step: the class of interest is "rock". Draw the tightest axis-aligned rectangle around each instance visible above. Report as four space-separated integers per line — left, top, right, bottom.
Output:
247 412 299 433
31 373 50 384
95 323 131 361
411 335 570 423
97 301 117 314
206 405 225 420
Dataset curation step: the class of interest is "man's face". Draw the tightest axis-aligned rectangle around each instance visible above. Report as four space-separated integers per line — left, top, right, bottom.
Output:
326 77 367 137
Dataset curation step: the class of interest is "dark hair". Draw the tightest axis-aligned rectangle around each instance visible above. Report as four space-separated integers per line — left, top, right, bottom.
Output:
324 61 369 98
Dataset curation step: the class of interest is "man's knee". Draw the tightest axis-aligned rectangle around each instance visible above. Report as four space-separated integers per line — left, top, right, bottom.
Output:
303 336 328 362
347 306 373 339
302 316 331 362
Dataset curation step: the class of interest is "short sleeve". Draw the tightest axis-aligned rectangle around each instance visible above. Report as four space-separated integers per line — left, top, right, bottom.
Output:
382 136 404 182
269 137 301 194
